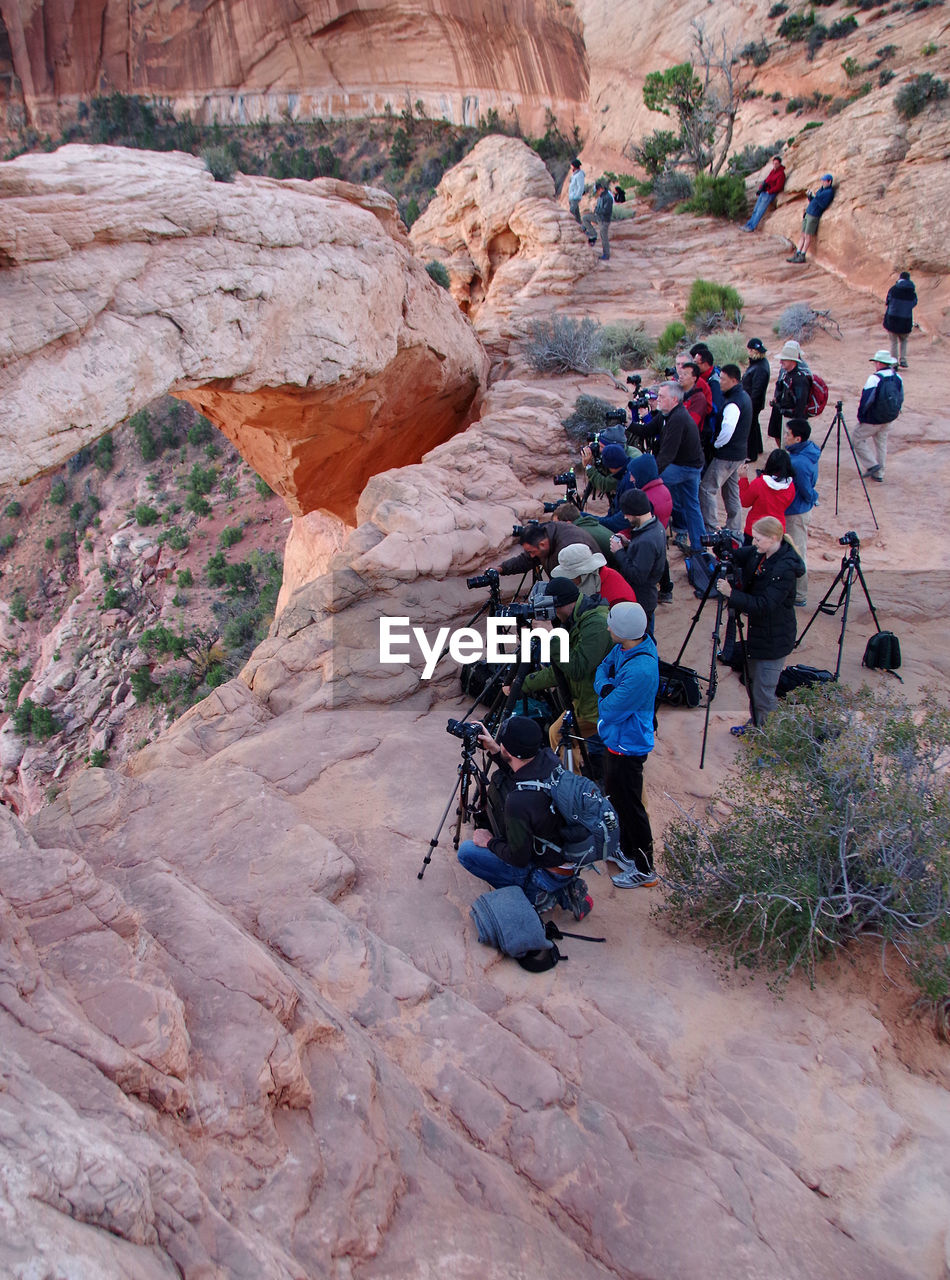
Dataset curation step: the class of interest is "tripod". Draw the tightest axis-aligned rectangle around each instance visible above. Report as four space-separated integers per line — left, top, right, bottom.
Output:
820 400 879 529
794 533 889 680
418 730 491 880
670 555 756 767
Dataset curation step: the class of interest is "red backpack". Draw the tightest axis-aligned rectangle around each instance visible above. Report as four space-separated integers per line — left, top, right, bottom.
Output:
806 373 829 416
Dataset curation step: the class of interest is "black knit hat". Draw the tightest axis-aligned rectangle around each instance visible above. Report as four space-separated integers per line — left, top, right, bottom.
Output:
543 577 580 605
619 489 652 517
498 716 544 758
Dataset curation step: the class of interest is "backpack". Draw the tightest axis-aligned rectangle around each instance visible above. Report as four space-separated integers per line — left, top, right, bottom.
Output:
657 659 702 708
685 548 719 598
806 373 829 417
863 374 904 425
862 631 903 680
515 766 620 870
777 664 836 697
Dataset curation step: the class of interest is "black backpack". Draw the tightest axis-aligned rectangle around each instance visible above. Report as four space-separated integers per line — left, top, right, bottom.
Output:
862 631 903 680
863 374 904 424
777 664 836 697
657 659 702 708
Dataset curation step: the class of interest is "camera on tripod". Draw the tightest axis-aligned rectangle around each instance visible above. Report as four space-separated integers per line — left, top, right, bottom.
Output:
510 519 541 539
603 406 628 426
542 499 566 514
498 579 560 624
446 718 483 747
466 567 499 591
700 530 737 558
553 471 576 487
839 531 860 548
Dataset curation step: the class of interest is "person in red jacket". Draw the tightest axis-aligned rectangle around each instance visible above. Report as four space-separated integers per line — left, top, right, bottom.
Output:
737 448 795 541
743 156 786 232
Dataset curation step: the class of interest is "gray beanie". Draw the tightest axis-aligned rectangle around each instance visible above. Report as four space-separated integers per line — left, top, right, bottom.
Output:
607 602 648 640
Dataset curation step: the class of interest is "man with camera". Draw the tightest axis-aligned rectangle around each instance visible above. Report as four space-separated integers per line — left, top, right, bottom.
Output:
699 363 753 537
498 519 601 578
654 381 707 554
456 716 593 919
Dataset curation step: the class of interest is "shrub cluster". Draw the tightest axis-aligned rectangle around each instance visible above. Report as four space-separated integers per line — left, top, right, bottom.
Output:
894 73 949 119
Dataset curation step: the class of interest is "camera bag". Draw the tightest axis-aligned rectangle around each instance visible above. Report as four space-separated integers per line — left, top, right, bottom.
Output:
657 660 702 708
862 631 903 680
777 664 836 697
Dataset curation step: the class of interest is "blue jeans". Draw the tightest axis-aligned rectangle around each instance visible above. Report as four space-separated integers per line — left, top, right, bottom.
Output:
744 191 774 231
661 463 706 550
457 841 565 896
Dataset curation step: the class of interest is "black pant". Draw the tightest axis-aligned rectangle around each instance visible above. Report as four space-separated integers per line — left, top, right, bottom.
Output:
603 750 653 874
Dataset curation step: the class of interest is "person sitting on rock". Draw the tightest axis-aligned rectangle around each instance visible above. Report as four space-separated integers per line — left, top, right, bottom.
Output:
456 716 593 920
743 155 786 232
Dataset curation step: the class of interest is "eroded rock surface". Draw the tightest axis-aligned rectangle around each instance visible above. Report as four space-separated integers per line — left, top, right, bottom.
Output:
0 145 488 518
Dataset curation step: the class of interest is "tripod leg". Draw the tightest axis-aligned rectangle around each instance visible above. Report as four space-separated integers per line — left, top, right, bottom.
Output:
852 558 885 633
793 556 850 648
419 772 464 879
838 417 880 530
699 596 728 769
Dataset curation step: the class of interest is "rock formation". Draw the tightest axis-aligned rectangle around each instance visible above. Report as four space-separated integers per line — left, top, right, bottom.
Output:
0 0 589 137
0 144 488 519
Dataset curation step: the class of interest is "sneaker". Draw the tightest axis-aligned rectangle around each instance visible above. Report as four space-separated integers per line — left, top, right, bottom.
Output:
730 722 753 737
532 889 560 914
560 878 592 920
899 359 908 368
587 238 597 246
868 471 884 483
657 590 674 604
795 598 807 608
786 251 806 263
598 255 610 261
611 867 659 889
862 465 882 479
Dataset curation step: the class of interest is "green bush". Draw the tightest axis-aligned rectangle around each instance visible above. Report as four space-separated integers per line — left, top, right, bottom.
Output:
130 667 158 703
9 589 27 622
205 551 229 588
220 476 239 501
652 169 693 210
727 143 782 177
894 73 949 119
683 279 744 328
562 395 632 445
704 332 752 369
88 748 110 768
829 15 859 36
254 476 274 499
130 409 158 462
12 699 59 741
4 665 31 713
679 173 748 222
599 323 656 372
219 525 244 549
95 433 115 472
768 2 788 14
187 463 217 495
4 501 22 518
425 260 451 290
177 568 194 587
740 40 771 67
49 479 67 506
658 686 950 1008
0 533 15 552
134 504 160 527
44 537 56 552
186 492 212 517
631 129 682 176
161 526 190 551
202 145 236 182
657 322 688 357
187 416 214 447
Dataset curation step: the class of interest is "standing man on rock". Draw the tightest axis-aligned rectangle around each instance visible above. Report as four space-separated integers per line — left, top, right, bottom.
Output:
567 157 586 223
767 340 811 443
787 173 835 264
700 364 752 536
883 270 917 368
654 381 707 553
581 180 614 261
853 350 904 484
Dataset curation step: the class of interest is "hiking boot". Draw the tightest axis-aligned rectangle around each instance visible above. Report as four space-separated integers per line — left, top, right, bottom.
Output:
899 359 908 368
786 251 805 263
587 237 598 246
532 888 560 914
611 867 659 889
795 598 808 608
560 878 592 920
658 590 674 604
862 464 882 479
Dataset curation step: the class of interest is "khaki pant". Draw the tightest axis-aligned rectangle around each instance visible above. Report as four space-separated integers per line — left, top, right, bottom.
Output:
853 420 890 478
785 512 810 602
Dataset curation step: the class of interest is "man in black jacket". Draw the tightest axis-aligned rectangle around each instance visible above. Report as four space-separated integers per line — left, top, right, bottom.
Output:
609 490 667 636
741 337 771 460
456 716 592 917
654 381 706 553
700 364 752 536
718 516 805 731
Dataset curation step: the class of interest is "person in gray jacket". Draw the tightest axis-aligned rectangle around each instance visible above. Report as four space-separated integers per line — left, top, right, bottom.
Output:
581 180 614 261
567 157 586 223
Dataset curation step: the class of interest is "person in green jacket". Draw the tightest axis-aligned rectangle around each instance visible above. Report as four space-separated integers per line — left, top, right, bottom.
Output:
514 578 611 775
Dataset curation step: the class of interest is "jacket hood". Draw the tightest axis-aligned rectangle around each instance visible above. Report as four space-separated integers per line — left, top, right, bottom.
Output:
763 475 794 491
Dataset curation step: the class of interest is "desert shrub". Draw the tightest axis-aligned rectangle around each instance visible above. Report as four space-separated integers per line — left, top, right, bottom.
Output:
562 395 630 445
894 73 949 119
842 55 862 78
134 503 160 527
727 143 781 177
202 145 236 182
130 667 158 703
187 416 214 447
177 568 194 588
740 39 772 66
44 537 55 552
100 585 126 610
0 533 15 553
95 433 115 472
658 686 950 1008
186 493 211 517
49 479 67 506
683 279 744 329
704 332 751 369
220 476 239 500
12 698 59 741
657 321 688 357
631 129 682 176
425 260 451 290
219 525 244 549
187 463 217 495
161 525 190 551
829 14 859 35
776 302 841 342
599 323 656 372
878 68 896 87
679 173 748 222
87 749 110 768
130 409 159 461
652 169 693 210
4 501 21 518
768 1 788 13
523 316 604 375
4 665 31 713
9 589 27 622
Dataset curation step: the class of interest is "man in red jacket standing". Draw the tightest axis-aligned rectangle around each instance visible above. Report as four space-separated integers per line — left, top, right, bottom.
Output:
743 156 786 233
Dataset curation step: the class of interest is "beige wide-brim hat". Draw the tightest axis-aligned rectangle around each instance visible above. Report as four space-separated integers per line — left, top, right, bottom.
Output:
775 340 803 362
870 349 899 365
552 543 607 578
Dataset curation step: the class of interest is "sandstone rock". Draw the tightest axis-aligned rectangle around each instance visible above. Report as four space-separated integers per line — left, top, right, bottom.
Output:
0 145 489 520
0 724 27 771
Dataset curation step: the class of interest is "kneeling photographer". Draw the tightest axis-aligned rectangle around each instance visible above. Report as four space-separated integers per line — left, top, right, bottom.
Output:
717 516 805 734
456 716 592 919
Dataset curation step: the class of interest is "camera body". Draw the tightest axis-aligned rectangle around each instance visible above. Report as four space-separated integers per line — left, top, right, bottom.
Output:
466 567 500 591
446 718 483 748
553 471 576 487
839 530 860 548
498 579 560 624
542 499 566 514
603 406 627 426
511 519 542 539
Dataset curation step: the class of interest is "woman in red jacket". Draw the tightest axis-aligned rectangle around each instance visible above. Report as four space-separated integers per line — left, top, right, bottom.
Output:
738 448 795 542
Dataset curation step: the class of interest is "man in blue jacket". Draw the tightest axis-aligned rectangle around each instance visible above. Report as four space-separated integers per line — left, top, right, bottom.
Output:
594 602 660 888
783 418 820 607
787 173 834 263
